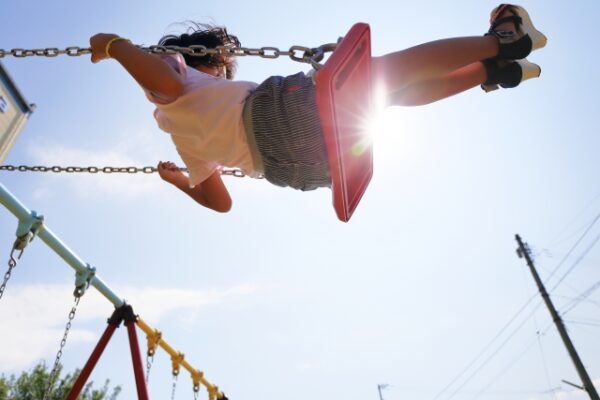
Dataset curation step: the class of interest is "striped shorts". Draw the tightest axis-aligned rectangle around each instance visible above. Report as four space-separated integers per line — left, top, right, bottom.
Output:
243 72 331 191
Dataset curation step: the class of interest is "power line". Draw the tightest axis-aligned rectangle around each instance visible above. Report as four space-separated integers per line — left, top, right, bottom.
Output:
443 301 544 400
546 194 600 248
431 294 539 400
534 312 558 400
564 320 600 328
554 294 600 310
549 232 600 293
559 280 600 316
545 213 600 286
469 332 546 400
433 217 600 400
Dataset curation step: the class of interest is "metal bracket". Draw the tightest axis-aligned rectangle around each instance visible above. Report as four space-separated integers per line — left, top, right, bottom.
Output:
13 210 44 253
74 263 96 298
191 369 204 393
171 352 185 376
146 328 162 357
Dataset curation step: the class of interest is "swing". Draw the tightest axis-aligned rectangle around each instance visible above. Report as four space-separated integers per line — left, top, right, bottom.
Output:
0 23 374 222
315 23 373 222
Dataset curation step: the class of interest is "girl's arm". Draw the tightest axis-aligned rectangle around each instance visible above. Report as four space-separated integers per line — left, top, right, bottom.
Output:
157 162 232 213
90 33 184 101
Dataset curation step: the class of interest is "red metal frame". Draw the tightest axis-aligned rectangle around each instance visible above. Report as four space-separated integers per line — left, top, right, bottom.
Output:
65 305 149 400
126 319 150 400
315 23 373 222
66 324 118 400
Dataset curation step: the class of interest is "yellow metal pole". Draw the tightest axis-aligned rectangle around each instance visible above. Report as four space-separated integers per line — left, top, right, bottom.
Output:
136 318 224 399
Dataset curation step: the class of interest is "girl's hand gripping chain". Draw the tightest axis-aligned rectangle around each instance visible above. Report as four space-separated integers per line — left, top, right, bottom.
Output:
90 33 126 63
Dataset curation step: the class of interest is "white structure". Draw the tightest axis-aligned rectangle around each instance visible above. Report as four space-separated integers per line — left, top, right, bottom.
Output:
0 61 34 163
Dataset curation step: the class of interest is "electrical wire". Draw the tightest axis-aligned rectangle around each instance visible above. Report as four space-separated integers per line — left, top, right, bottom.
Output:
544 213 600 286
430 294 538 400
469 333 547 400
553 294 600 310
534 324 557 400
545 193 600 248
559 280 600 316
434 218 599 400
549 232 600 293
564 320 600 328
443 301 544 400
519 245 557 400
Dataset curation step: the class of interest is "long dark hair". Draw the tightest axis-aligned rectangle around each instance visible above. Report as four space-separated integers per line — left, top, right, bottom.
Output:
159 23 241 79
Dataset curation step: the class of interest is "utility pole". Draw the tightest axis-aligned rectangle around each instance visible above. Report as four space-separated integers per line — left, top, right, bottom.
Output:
515 234 599 400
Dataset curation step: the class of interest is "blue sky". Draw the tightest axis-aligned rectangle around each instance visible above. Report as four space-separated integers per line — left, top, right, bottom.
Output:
1 1 599 400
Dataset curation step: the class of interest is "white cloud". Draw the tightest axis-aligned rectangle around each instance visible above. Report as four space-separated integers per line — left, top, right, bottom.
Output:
24 131 273 200
25 129 169 200
0 282 257 372
116 283 258 324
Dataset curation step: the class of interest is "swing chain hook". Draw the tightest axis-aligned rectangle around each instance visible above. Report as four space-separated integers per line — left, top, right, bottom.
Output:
74 263 96 298
191 369 204 395
14 211 44 251
145 327 162 383
169 351 185 400
304 42 339 70
0 245 20 301
43 295 82 400
0 213 44 302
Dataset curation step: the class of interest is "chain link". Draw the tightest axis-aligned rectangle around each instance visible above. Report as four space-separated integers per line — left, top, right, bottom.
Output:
145 354 154 384
0 164 263 179
43 296 81 400
171 375 178 400
0 42 337 67
0 246 21 302
0 47 92 58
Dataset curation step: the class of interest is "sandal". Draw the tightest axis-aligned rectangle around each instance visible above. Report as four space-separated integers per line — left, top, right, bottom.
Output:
487 4 547 60
481 58 541 92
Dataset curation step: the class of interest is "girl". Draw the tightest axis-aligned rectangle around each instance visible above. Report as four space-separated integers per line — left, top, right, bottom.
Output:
89 4 546 213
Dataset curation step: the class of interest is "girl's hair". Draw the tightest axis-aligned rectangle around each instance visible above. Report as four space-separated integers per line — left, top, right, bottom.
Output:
158 23 241 79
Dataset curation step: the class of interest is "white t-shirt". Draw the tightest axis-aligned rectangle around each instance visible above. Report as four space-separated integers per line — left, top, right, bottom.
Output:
146 54 259 187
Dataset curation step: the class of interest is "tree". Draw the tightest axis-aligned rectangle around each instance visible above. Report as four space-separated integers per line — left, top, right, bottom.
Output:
0 362 121 400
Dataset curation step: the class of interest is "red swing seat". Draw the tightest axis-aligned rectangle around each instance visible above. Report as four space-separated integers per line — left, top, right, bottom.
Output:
315 23 373 222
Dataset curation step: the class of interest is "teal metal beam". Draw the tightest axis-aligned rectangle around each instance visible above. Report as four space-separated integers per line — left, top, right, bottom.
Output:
0 182 125 307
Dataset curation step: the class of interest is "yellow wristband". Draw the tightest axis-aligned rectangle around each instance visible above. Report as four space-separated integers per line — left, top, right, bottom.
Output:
105 37 131 58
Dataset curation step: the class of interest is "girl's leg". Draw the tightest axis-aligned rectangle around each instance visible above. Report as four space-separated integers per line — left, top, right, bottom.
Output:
388 61 486 106
371 36 499 96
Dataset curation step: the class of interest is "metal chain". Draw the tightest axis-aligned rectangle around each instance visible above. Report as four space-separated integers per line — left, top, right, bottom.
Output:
0 47 91 58
0 245 21 302
171 375 178 400
0 164 262 179
43 296 81 400
0 43 337 68
145 354 154 384
194 389 199 400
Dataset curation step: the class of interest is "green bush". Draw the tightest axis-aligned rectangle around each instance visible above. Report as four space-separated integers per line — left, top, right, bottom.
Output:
0 362 121 400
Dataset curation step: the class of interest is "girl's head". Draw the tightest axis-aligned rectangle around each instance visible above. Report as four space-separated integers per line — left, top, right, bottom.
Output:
159 23 241 79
